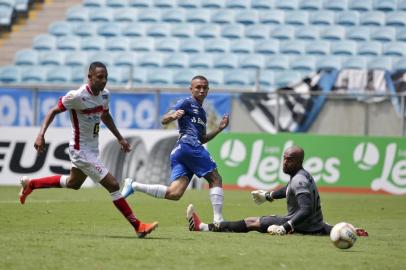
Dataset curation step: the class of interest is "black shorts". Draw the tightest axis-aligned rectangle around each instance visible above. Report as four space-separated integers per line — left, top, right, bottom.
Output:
259 215 333 235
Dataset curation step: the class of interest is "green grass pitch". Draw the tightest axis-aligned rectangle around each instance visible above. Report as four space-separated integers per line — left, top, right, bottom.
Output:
1 186 405 270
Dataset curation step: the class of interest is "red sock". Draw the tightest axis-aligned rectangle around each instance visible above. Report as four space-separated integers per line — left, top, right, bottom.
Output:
113 198 141 230
29 175 62 189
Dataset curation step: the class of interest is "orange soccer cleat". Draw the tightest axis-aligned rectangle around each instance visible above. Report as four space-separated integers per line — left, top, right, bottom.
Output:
19 176 33 204
186 204 201 231
136 222 159 238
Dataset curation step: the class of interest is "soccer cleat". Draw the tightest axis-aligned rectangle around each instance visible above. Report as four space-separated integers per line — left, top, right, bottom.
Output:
19 176 32 204
121 178 135 198
136 222 158 238
355 228 369 237
186 204 201 231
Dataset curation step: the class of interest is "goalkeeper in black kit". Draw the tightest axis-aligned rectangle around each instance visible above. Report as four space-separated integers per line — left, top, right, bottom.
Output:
187 145 368 236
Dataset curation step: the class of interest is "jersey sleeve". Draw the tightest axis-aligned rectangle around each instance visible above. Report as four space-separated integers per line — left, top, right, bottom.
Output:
290 174 311 196
59 90 79 110
172 98 187 111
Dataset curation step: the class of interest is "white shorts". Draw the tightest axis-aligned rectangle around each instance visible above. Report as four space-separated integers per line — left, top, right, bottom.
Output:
69 146 109 182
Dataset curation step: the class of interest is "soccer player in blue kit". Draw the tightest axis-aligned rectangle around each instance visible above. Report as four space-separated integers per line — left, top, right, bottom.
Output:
122 75 229 223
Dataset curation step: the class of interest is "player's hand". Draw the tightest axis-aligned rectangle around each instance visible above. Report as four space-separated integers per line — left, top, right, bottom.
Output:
119 138 131 153
172 110 185 120
34 135 46 154
219 114 229 131
251 190 269 205
267 225 286 235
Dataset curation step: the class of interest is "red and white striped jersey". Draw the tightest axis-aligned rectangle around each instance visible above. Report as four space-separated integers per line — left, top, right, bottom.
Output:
58 84 110 150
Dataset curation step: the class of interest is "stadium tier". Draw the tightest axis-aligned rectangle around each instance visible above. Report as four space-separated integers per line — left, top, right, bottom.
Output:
1 0 406 90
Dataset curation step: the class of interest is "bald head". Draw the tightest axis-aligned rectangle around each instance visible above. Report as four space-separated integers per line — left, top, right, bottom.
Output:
282 145 305 175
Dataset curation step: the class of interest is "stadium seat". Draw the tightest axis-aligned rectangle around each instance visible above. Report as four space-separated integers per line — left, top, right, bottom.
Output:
383 42 406 56
131 67 148 84
187 9 210 23
46 66 72 84
155 37 179 52
213 53 238 69
146 23 170 37
114 8 137 22
196 24 221 38
83 0 106 8
129 0 150 7
230 39 254 54
15 0 31 14
271 25 295 40
309 11 335 25
336 11 359 26
195 69 223 85
284 11 309 26
66 6 89 22
386 12 406 27
178 0 199 9
154 0 176 8
71 66 87 84
0 66 20 84
324 0 347 11
320 26 345 40
275 0 298 10
32 34 56 51
258 10 284 24
65 51 89 67
106 0 128 8
245 25 271 39
316 56 342 70
121 23 146 37
14 49 39 66
114 51 137 67
201 0 225 9
138 52 163 67
265 54 290 70
226 0 249 9
138 8 161 23
374 0 397 11
299 0 322 10
171 23 194 38
88 51 114 66
394 57 406 71
48 21 72 36
163 53 189 68
146 68 173 85
346 26 371 41
255 39 279 54
348 0 372 12
189 54 213 68
81 36 106 51
258 69 275 90
343 56 367 69
179 38 204 53
107 66 131 85
20 66 47 83
211 9 234 24
56 35 81 51
221 24 244 39
224 69 253 86
97 22 121 37
162 9 185 23
251 0 274 10
274 70 302 88
89 8 114 22
305 40 330 55
399 0 406 11
360 11 385 26
370 27 396 42
357 41 382 56
367 57 392 70
239 54 265 69
295 26 319 40
397 29 406 41
331 41 357 55
72 22 97 36
172 68 198 86
106 37 130 51
130 37 154 51
205 38 229 53
40 51 65 66
235 10 259 25
279 40 305 55
290 55 316 71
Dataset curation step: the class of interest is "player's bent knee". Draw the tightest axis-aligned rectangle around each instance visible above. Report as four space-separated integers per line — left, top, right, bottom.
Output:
66 182 82 190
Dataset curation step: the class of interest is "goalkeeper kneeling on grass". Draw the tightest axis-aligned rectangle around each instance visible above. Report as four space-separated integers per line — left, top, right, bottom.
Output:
186 145 368 237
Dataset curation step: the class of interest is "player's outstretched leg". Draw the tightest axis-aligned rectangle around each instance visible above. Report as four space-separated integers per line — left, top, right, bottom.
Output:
19 176 33 204
121 178 135 198
187 204 202 231
136 222 159 238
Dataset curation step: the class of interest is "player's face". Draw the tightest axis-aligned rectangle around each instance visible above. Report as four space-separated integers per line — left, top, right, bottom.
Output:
190 79 209 104
88 67 108 94
283 152 296 175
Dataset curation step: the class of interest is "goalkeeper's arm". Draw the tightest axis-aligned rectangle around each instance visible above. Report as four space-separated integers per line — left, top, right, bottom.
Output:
269 185 287 200
282 192 312 233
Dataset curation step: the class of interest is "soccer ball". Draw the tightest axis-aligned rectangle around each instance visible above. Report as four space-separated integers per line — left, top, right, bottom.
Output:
330 222 357 249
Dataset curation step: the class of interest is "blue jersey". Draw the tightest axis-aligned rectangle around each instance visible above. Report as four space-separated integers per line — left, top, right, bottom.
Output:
172 97 206 146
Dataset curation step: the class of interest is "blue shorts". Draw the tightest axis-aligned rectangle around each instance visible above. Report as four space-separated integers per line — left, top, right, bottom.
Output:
169 142 217 181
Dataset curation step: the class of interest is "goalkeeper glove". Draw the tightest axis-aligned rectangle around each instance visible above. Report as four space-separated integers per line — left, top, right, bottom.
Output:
267 221 293 235
251 190 273 205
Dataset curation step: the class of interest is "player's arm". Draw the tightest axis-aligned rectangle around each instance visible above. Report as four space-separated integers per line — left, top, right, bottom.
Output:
101 111 131 152
251 185 287 205
201 114 229 144
161 109 185 125
34 104 64 153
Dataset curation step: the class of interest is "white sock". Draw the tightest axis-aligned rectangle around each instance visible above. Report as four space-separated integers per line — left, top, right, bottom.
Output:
199 223 209 232
110 190 122 201
132 182 167 198
59 175 68 188
209 187 224 223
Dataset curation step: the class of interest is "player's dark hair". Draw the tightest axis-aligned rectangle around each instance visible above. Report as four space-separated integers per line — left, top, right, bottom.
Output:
89 62 107 73
191 75 208 83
